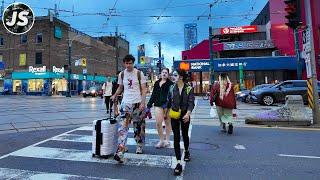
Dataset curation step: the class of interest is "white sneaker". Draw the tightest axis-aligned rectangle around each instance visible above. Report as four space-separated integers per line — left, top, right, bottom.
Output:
163 141 170 148
136 146 143 154
155 141 164 149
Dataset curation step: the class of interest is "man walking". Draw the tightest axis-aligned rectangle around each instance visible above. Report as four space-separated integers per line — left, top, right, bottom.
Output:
111 54 147 163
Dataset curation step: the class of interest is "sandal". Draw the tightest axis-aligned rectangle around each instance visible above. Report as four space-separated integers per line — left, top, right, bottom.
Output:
174 163 182 176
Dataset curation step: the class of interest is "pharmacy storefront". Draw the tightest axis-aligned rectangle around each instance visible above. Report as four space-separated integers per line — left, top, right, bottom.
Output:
6 66 107 96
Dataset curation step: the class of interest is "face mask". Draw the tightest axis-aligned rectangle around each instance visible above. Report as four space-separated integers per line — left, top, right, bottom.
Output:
172 73 179 83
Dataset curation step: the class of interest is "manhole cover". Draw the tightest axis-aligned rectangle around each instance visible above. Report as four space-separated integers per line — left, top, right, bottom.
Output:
189 142 219 150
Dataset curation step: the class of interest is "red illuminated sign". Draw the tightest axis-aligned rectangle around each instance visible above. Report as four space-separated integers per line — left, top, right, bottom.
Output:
220 25 258 35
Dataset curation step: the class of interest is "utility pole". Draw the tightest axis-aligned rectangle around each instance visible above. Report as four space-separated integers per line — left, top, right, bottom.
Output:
158 42 162 73
304 0 319 124
66 40 72 97
115 26 119 73
209 4 214 85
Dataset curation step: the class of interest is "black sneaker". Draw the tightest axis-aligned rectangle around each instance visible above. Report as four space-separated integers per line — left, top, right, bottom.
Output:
174 163 182 176
114 152 124 163
184 151 191 162
228 123 233 134
221 123 227 133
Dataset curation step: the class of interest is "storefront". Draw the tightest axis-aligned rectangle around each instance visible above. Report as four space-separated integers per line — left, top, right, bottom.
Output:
174 56 298 94
6 66 107 96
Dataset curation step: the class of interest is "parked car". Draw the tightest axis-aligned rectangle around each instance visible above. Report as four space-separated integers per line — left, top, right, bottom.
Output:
250 80 319 106
236 84 273 103
82 86 102 97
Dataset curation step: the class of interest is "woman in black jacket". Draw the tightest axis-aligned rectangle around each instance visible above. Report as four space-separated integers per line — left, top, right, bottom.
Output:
147 68 174 148
167 69 195 176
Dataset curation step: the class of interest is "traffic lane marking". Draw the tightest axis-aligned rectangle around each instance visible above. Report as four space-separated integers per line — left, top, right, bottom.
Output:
278 154 320 159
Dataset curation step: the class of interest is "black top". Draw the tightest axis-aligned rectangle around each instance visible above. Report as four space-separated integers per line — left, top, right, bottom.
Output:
147 79 174 108
167 83 195 113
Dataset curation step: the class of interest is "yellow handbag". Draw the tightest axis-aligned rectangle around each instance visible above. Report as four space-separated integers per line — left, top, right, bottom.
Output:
169 108 181 119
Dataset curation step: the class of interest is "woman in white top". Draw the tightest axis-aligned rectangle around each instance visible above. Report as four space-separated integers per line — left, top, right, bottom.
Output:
102 77 113 113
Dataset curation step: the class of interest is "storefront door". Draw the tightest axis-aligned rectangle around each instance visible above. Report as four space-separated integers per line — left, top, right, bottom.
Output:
52 79 67 95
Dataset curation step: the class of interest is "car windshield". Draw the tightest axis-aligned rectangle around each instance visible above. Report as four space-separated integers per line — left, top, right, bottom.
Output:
251 84 273 91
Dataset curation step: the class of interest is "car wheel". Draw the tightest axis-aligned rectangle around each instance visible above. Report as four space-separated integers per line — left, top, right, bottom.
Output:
83 94 86 98
244 96 250 103
262 95 274 106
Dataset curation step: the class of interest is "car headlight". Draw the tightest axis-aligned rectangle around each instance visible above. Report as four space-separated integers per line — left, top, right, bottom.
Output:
91 90 96 94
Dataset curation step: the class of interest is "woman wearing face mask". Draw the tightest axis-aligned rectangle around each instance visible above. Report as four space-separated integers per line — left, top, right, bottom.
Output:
147 68 174 148
167 69 195 176
210 73 236 134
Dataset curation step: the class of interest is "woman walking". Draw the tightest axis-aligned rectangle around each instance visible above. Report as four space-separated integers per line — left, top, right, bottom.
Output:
147 68 174 148
167 69 195 176
210 73 236 134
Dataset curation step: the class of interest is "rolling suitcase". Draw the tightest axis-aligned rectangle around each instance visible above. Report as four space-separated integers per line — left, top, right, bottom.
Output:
92 107 118 158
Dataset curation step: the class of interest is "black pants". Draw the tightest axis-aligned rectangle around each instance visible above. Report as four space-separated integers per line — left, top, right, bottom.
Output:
104 96 112 111
171 114 190 160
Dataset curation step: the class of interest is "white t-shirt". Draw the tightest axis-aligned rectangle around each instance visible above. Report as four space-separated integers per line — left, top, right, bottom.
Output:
102 82 112 96
118 68 146 104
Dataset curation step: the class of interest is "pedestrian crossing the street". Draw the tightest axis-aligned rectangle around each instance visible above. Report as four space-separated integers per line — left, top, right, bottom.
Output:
0 123 193 180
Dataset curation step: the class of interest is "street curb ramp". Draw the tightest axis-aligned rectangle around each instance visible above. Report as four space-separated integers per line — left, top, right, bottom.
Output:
245 95 312 126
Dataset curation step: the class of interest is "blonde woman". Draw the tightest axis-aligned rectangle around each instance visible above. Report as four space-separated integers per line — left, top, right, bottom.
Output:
210 73 236 134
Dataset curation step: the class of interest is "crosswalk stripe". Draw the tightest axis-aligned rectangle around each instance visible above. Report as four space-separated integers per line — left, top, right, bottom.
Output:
0 167 122 180
50 134 184 149
76 126 172 135
8 146 175 169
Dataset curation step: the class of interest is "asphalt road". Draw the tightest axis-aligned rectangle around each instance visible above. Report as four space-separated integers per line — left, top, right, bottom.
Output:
0 96 319 179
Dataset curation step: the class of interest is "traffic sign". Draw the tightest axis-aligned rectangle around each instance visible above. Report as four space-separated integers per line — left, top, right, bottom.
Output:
83 69 87 74
303 28 311 53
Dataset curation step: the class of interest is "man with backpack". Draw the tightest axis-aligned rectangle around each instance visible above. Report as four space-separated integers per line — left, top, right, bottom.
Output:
111 54 147 163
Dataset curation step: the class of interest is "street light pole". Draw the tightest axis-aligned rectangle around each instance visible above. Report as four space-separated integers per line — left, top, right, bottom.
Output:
66 40 72 97
294 28 302 80
209 4 214 85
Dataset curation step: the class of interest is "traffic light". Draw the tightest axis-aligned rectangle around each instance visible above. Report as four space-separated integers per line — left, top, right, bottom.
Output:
284 0 302 29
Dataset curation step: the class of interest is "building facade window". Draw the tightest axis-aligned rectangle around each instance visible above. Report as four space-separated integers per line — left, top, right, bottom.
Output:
0 37 4 46
20 35 27 44
36 33 43 43
28 79 44 92
35 52 42 64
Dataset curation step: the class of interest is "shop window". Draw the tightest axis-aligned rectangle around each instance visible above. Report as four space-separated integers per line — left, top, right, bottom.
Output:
20 35 27 44
28 79 44 92
0 37 3 46
0 80 3 92
52 79 67 93
13 80 22 92
35 52 42 64
36 33 43 43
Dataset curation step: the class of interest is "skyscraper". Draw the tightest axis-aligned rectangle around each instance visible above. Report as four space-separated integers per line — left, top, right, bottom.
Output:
184 23 198 50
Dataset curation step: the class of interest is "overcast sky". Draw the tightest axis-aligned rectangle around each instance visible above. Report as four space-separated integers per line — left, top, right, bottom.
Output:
9 0 268 67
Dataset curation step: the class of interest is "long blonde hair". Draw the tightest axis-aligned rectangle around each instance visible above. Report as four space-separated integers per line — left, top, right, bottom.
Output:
219 74 231 100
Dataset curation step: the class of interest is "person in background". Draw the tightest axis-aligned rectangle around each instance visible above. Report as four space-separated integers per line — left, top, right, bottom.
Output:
147 68 173 148
210 73 236 134
102 77 113 113
233 80 240 93
167 69 195 176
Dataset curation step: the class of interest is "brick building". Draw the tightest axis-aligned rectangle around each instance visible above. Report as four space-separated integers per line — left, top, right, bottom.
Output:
0 16 122 95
